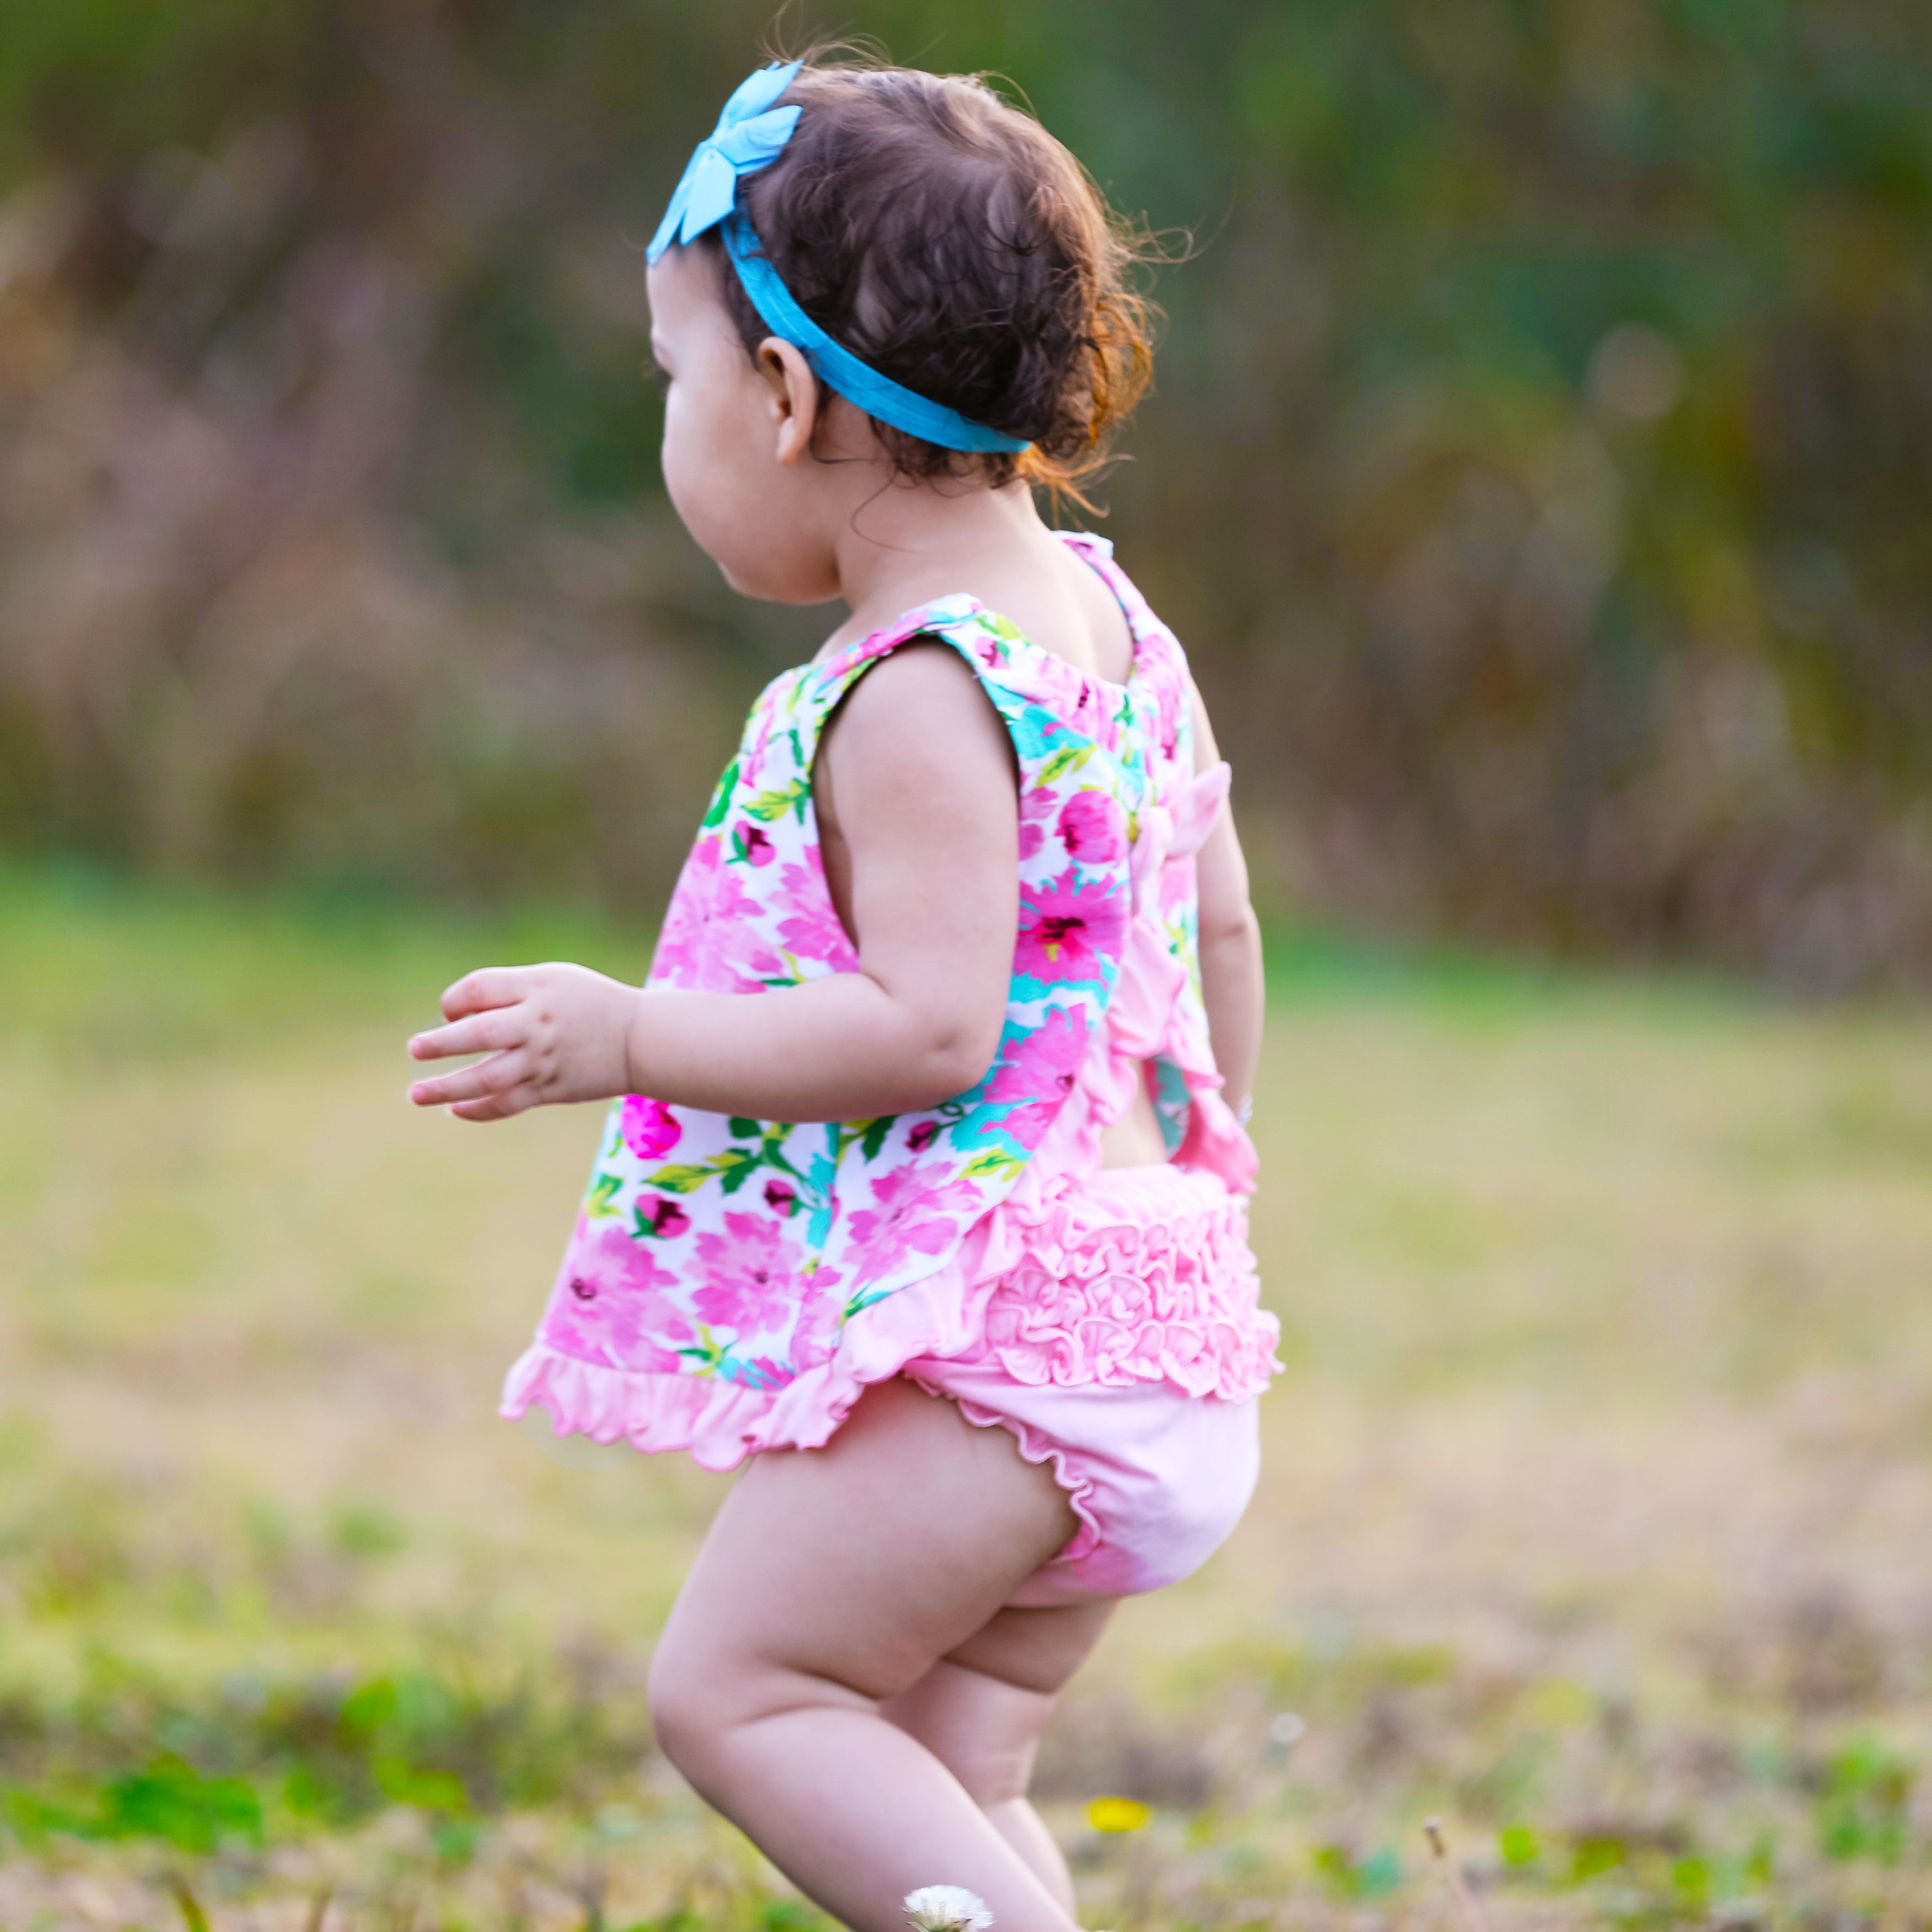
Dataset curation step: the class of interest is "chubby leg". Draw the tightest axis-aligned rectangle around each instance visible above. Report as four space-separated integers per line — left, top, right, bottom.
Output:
647 1379 1108 1932
880 1602 1116 1913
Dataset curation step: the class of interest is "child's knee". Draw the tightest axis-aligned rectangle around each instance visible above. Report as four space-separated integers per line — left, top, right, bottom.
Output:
647 1624 853 1783
646 1627 735 1777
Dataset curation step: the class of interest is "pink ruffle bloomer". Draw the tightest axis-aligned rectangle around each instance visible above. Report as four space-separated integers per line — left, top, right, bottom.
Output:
906 1159 1276 1604
503 1153 1276 1602
506 1055 1280 1606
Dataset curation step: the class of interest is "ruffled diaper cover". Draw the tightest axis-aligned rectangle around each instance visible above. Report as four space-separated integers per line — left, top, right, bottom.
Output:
906 1160 1271 1604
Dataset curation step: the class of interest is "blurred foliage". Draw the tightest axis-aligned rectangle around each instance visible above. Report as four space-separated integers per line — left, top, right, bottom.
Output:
0 0 1929 982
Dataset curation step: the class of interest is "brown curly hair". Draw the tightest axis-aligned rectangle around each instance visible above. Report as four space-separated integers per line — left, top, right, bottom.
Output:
694 52 1161 510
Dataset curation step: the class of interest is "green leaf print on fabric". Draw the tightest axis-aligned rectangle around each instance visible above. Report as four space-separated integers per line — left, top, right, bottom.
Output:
644 1163 716 1195
712 1148 762 1194
626 1122 831 1224
700 759 741 829
676 1326 733 1377
961 1147 1027 1183
743 778 811 823
1036 743 1095 785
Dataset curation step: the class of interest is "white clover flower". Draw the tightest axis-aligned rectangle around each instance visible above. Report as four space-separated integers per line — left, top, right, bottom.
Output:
904 1885 993 1932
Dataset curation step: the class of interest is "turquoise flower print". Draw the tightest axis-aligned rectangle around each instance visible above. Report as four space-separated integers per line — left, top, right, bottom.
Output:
1005 700 1076 763
1015 869 1127 984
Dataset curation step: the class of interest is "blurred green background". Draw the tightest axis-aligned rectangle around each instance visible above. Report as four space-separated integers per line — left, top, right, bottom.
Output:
3 0 1929 983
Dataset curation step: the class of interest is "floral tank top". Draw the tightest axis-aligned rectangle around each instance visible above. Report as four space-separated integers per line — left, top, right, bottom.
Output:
501 534 1259 1464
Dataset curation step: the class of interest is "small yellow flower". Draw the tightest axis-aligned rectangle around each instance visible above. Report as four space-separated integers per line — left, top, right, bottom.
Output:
1086 1796 1151 1833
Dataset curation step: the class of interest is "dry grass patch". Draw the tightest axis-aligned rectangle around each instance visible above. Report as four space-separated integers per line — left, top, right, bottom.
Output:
3 875 1929 1928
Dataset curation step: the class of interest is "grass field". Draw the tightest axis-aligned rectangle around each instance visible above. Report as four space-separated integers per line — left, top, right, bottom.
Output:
3 863 1931 1931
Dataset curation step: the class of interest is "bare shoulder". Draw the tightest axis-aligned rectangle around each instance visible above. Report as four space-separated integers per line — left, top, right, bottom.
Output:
816 638 1017 842
835 635 990 722
821 639 1014 783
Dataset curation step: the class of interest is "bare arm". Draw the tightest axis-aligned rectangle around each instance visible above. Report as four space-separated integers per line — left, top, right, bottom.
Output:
406 644 1017 1123
1190 678 1264 1114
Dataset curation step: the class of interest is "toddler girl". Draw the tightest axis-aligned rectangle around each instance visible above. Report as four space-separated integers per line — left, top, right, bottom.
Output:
408 53 1279 1932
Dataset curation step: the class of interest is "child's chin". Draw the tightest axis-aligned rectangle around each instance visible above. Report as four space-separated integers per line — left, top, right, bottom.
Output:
716 556 835 608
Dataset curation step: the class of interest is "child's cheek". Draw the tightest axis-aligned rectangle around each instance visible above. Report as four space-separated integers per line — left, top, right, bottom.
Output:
660 388 732 552
659 385 696 499
668 382 789 573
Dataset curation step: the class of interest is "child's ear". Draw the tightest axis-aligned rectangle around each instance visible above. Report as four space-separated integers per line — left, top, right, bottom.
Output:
757 338 820 465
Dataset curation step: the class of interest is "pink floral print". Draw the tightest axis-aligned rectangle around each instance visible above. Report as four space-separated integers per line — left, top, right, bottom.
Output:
539 1220 691 1374
637 1195 690 1238
981 1005 1092 1143
1058 789 1127 866
692 1212 819 1332
1016 870 1129 984
1017 781 1061 862
773 852 857 970
649 833 722 987
788 1278 846 1372
525 533 1206 1399
733 823 777 866
620 1095 682 1162
845 1165 985 1279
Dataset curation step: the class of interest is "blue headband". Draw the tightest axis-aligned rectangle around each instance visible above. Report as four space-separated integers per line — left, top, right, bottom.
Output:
647 62 1032 457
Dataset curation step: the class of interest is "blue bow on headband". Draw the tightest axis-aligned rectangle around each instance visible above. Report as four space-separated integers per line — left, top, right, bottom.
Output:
647 62 802 264
645 61 1031 456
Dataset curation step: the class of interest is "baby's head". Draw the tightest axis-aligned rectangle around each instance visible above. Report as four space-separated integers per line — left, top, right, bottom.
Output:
645 54 1156 601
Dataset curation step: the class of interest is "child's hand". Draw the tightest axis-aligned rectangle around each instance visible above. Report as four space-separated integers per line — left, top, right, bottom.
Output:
406 963 639 1121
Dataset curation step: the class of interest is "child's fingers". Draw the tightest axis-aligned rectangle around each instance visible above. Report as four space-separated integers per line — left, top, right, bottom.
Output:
408 1008 526 1062
408 1048 530 1109
448 1081 542 1123
440 966 531 1021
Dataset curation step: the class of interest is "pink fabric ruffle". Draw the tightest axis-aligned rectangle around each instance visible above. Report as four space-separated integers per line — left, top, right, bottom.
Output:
500 1252 983 1474
971 1165 1278 1398
925 1386 1107 1569
502 1160 1279 1471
